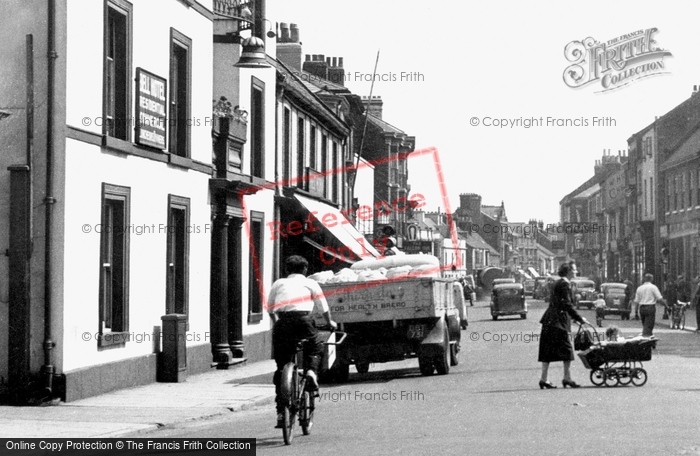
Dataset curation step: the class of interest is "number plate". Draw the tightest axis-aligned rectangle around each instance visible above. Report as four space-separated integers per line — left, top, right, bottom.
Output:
407 324 426 339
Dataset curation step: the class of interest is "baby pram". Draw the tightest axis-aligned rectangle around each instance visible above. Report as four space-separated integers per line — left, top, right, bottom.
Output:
576 324 658 387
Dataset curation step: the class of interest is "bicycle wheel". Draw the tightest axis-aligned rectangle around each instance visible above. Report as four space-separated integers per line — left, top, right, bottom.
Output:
301 391 314 435
281 364 297 445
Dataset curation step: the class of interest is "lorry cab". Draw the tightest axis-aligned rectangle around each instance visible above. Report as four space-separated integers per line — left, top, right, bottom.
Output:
490 283 527 320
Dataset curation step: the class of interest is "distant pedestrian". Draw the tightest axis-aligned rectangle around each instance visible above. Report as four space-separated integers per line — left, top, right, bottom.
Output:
693 277 700 332
663 277 677 320
633 273 665 337
537 262 589 389
623 278 636 319
678 274 691 302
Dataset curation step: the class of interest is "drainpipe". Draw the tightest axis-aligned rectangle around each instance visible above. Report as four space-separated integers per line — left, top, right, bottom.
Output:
41 0 57 396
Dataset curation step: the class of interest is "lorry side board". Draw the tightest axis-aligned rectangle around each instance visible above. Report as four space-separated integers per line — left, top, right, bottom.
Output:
320 277 457 324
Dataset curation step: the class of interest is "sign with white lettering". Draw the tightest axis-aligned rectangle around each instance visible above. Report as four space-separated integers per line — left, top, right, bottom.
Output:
135 68 167 149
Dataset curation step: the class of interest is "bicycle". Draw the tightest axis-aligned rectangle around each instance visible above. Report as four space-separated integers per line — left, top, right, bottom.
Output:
279 329 346 445
670 301 689 330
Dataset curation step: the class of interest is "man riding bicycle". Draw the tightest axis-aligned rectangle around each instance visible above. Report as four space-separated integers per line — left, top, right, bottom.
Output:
267 255 337 428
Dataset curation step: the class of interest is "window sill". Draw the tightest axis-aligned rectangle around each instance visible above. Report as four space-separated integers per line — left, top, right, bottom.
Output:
98 331 129 348
66 126 214 175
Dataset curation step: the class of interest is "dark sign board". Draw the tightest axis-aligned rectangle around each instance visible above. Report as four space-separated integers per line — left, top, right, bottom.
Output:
135 68 167 149
403 240 433 255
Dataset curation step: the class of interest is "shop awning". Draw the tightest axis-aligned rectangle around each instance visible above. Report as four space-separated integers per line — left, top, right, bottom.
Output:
528 267 540 278
295 194 380 259
518 269 532 279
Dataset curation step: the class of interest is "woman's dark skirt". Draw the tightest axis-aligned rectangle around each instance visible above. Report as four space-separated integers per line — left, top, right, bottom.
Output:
538 325 574 362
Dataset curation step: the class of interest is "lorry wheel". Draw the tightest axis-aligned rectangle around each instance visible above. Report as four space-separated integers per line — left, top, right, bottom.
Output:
355 362 370 374
449 342 459 366
435 329 450 375
418 354 434 376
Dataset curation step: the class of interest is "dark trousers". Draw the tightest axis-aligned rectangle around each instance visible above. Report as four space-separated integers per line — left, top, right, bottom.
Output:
272 315 323 413
639 305 656 337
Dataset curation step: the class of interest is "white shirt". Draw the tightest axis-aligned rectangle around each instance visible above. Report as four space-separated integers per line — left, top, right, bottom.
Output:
634 281 662 306
267 273 330 314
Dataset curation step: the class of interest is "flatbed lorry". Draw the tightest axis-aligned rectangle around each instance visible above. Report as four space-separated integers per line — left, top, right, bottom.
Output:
318 276 462 382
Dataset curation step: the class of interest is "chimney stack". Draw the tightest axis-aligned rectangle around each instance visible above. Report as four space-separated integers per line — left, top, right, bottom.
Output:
277 22 302 70
361 95 383 119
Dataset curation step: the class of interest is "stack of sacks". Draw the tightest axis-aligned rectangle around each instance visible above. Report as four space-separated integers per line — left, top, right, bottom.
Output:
408 264 440 278
307 270 334 284
325 268 360 283
356 269 387 281
385 265 412 279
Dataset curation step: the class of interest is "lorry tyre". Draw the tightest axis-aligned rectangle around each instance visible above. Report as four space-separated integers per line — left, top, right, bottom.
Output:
434 328 450 375
449 341 459 366
418 353 434 376
355 362 370 374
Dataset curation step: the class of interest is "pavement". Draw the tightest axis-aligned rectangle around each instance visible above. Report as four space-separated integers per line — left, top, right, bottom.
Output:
1 303 698 440
0 359 278 438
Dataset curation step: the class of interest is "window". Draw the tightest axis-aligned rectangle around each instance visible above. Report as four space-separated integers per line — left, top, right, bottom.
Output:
650 177 653 214
99 184 130 347
169 29 191 157
674 175 678 210
297 118 305 188
166 195 190 316
332 141 338 202
283 108 291 184
321 134 328 197
667 177 672 213
104 0 132 140
250 77 265 178
310 126 317 170
643 178 647 216
248 211 264 323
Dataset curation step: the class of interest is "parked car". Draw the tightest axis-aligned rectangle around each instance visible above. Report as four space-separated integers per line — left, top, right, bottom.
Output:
571 278 597 309
532 277 548 300
490 283 527 320
523 279 535 296
600 282 631 320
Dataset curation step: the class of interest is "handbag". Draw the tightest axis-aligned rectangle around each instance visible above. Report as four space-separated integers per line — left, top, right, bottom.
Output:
574 325 594 351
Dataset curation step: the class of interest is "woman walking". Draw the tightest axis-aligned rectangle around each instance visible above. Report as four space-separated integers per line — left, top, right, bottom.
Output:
538 262 589 389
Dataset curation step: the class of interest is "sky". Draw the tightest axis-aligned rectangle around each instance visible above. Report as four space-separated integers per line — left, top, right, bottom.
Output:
268 0 700 224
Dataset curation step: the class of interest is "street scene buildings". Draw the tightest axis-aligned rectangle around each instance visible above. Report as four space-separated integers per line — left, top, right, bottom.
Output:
2 8 700 456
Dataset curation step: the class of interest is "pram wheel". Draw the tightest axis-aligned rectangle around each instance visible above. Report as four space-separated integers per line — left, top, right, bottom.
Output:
630 368 647 387
603 369 619 387
617 369 632 386
590 369 605 386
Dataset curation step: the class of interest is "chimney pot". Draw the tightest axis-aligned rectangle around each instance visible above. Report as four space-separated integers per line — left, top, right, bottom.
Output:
305 54 311 61
338 57 344 68
326 57 331 65
280 23 290 42
332 57 337 67
290 23 299 43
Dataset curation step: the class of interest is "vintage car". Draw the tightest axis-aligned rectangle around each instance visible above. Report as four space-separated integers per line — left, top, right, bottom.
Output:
492 278 516 286
532 277 549 300
523 279 535 296
490 283 527 320
571 278 597 309
600 282 631 320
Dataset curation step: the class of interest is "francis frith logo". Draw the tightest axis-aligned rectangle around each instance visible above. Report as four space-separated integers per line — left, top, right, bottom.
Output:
563 28 672 93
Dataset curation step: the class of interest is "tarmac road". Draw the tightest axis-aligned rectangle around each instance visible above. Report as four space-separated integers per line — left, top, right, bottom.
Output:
131 298 700 456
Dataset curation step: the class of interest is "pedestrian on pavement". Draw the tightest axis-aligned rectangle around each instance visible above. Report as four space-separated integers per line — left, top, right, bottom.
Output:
623 278 636 319
678 274 691 302
538 262 589 389
663 276 677 320
693 276 700 332
267 255 337 428
633 273 665 338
